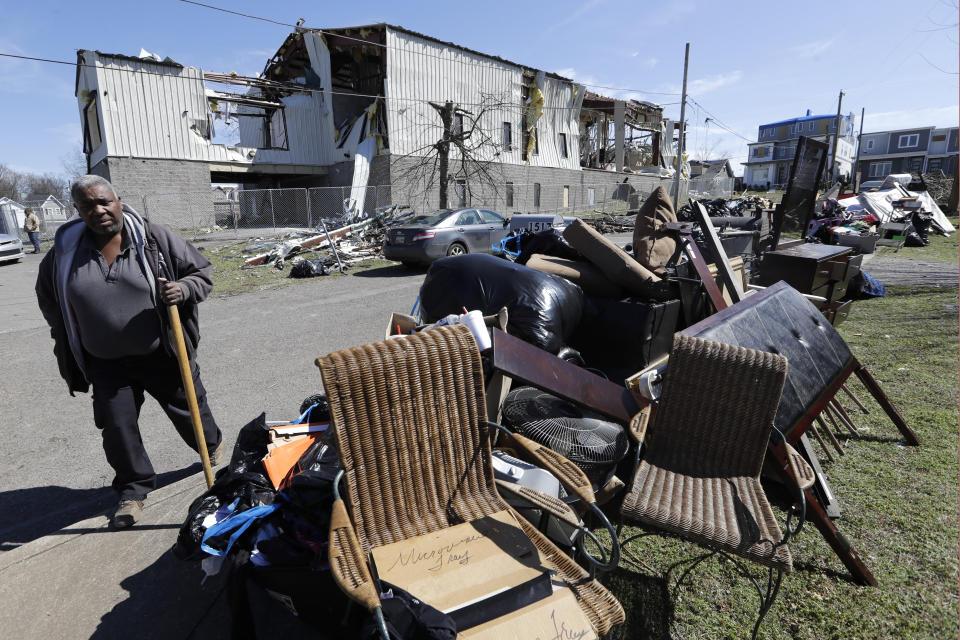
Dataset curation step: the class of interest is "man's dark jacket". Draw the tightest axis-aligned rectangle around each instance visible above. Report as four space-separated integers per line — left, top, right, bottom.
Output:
36 205 213 395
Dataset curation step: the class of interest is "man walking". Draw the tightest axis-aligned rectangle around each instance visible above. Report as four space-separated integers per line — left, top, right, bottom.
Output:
36 175 223 528
23 207 41 253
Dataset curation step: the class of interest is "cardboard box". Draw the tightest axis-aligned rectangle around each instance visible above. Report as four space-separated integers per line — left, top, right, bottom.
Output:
370 510 553 631
385 312 420 338
458 588 598 640
385 309 509 339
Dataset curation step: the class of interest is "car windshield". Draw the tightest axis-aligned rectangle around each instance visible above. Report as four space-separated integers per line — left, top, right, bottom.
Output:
405 211 453 226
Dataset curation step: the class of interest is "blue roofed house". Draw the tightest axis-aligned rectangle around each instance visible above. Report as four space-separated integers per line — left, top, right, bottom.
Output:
742 110 856 189
856 126 958 181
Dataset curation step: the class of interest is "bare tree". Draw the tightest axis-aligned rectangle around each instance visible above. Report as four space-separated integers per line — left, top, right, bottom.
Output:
392 93 510 211
0 163 70 203
61 146 88 183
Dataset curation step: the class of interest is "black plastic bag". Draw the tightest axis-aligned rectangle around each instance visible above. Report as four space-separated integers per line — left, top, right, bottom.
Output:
174 413 276 560
298 393 331 423
910 211 933 245
420 254 583 354
515 228 582 265
289 259 331 278
362 583 457 640
904 232 925 247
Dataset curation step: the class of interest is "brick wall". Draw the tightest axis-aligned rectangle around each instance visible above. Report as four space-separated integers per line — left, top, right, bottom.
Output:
92 157 215 229
384 155 677 215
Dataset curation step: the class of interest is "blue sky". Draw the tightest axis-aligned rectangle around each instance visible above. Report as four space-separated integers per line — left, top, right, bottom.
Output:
1 0 957 177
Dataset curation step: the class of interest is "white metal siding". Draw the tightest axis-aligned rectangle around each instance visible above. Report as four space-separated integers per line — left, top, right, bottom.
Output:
237 32 339 165
88 52 251 164
384 28 581 170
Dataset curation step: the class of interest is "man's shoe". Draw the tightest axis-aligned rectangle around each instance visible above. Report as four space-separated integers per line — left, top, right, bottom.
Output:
208 440 226 466
112 499 144 529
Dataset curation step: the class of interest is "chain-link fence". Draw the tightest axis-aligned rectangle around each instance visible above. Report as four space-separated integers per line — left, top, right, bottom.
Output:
142 180 690 240
0 200 77 248
142 186 396 241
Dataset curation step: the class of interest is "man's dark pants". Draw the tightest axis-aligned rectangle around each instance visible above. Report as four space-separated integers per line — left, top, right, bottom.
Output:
28 231 41 253
85 349 222 500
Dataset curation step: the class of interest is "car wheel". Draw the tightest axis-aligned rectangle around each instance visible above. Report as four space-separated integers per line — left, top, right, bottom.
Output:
446 242 467 257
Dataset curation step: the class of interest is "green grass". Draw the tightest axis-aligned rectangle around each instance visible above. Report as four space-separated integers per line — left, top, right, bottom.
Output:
601 283 959 638
204 242 396 297
873 216 960 263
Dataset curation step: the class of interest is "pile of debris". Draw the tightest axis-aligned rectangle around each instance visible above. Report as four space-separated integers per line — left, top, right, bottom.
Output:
921 172 955 208
809 174 954 251
238 205 412 277
174 184 910 639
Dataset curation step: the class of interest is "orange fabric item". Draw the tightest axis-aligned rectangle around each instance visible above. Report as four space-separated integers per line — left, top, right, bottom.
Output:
263 434 320 489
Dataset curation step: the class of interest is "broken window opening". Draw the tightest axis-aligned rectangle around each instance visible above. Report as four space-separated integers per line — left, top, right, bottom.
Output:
533 182 541 208
453 113 464 137
83 91 103 154
506 181 514 208
209 90 290 151
559 133 568 158
455 180 467 207
262 107 289 150
503 122 512 151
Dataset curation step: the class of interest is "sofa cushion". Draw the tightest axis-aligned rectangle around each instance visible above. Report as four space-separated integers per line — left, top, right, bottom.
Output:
525 254 624 298
632 186 677 274
563 219 673 299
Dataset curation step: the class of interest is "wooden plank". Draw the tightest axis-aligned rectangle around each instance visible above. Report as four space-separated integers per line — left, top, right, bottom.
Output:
691 201 743 303
769 442 876 586
854 362 920 446
490 328 645 424
682 239 728 312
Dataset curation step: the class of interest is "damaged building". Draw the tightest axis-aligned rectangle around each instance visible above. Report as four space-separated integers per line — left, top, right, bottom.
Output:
76 24 675 220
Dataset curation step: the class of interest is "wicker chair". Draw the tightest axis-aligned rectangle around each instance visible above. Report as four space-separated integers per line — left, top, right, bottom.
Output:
619 334 810 640
317 324 626 638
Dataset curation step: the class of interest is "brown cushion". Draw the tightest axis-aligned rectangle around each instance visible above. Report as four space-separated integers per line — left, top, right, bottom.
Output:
632 186 677 274
526 254 624 298
563 219 672 299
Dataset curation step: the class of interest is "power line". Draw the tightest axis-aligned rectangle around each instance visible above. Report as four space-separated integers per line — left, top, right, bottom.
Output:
686 97 753 142
176 0 681 97
0 51 605 113
179 0 296 27
917 51 960 74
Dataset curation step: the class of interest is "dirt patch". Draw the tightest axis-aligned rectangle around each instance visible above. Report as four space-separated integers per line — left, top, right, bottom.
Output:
863 255 958 287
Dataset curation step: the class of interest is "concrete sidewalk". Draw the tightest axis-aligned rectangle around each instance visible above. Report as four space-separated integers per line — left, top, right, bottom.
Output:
0 473 230 640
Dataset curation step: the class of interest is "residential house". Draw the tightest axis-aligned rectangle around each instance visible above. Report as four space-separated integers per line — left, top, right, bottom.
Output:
76 24 673 222
23 195 71 221
743 110 856 188
856 126 958 181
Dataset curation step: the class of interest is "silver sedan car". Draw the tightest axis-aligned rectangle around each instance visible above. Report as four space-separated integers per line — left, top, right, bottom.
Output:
0 214 25 264
382 208 509 266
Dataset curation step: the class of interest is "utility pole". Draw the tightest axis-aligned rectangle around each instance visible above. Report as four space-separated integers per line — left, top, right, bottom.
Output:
852 107 865 192
672 42 690 210
829 90 845 184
